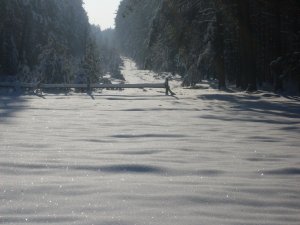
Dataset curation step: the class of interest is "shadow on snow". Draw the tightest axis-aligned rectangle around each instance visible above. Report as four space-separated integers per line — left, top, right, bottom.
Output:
198 94 300 122
0 93 28 122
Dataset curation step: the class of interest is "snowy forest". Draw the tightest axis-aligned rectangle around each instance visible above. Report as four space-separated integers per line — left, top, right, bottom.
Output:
115 0 300 93
1 0 300 94
0 0 122 84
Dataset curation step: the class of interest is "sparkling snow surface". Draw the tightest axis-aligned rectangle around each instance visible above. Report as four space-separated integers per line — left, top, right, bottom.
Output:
1 58 300 225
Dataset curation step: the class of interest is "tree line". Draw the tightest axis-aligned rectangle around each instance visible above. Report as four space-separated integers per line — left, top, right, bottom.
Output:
115 0 300 93
0 0 122 84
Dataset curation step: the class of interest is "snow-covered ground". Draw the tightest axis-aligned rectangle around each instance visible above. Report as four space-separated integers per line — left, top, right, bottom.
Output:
1 58 300 225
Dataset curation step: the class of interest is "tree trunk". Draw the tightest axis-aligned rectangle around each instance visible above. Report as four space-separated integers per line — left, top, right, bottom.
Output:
215 3 226 90
273 0 283 92
236 0 257 91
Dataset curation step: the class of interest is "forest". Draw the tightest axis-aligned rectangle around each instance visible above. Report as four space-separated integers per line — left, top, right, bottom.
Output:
0 0 122 84
115 0 300 93
1 0 300 94
1 2 300 224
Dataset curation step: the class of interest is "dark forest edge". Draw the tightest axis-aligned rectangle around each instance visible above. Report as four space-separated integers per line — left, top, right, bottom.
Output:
1 0 300 95
115 0 300 94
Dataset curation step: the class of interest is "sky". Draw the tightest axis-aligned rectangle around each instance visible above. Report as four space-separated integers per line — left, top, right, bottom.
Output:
83 0 122 30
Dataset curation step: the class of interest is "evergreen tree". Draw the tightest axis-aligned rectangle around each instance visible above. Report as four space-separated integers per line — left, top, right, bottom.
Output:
0 0 123 85
115 0 300 93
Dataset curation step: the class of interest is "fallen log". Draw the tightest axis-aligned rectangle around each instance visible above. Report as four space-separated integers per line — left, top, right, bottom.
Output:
0 79 175 96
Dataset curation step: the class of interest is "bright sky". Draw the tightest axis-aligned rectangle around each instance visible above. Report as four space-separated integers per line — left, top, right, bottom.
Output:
83 0 122 30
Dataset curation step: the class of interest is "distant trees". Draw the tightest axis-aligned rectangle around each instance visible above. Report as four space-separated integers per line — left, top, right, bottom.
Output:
0 0 122 84
91 27 124 80
115 0 161 69
115 0 300 93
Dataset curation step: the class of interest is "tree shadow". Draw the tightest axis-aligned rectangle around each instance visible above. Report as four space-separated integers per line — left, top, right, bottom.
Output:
0 93 28 123
282 94 300 101
198 93 300 127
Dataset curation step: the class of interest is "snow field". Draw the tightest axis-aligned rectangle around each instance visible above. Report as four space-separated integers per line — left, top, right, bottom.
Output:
0 58 300 225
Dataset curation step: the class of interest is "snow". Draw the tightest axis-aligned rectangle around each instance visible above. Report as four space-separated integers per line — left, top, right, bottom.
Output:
1 58 300 225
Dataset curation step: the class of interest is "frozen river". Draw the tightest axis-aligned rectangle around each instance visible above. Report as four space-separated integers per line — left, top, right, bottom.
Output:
1 58 300 225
